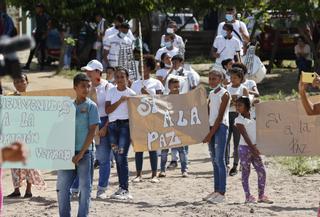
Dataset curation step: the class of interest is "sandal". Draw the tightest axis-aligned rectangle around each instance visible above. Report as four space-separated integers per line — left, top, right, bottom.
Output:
7 192 21 198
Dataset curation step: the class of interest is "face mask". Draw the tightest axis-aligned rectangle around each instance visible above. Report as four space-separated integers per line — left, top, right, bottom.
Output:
164 63 172 68
164 41 172 49
221 30 227 37
166 28 174 34
119 32 127 38
225 14 234 22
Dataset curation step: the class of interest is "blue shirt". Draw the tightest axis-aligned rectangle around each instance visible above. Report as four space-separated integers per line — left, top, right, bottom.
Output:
74 98 100 151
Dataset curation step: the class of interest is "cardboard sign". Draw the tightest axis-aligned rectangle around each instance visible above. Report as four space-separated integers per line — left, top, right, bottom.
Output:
21 88 75 97
128 87 209 152
256 96 320 156
0 96 76 169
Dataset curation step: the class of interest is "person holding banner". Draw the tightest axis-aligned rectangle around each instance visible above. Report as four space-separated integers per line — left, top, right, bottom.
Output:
159 78 189 178
131 55 164 183
82 59 115 199
7 74 46 199
57 73 100 217
203 70 230 204
106 67 136 200
0 142 27 215
299 75 320 115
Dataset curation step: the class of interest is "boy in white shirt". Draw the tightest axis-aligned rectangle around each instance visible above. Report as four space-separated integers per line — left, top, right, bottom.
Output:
103 23 134 67
216 6 250 49
155 33 179 62
212 23 241 68
160 21 185 52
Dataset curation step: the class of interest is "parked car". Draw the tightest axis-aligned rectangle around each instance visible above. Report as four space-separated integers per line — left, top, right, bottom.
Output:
152 12 200 31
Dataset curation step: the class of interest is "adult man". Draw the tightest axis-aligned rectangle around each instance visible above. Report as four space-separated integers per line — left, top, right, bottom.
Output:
217 7 249 51
212 23 241 68
103 23 134 67
23 3 51 71
94 13 108 63
160 21 185 53
102 14 134 43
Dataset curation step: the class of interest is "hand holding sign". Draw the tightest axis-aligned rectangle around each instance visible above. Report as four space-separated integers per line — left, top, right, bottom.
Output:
2 142 27 163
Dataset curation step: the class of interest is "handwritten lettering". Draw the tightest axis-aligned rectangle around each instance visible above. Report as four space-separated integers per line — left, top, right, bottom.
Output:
289 137 307 154
35 148 72 161
265 113 282 128
0 131 39 144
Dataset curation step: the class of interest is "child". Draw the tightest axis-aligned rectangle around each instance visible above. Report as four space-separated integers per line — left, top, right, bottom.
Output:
7 74 46 199
235 96 272 204
106 67 136 200
203 70 230 204
221 58 233 86
156 52 173 84
226 67 249 176
131 55 164 183
57 73 100 217
106 66 115 84
158 78 188 178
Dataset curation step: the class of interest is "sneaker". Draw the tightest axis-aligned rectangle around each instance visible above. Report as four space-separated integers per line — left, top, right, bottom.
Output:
96 190 107 199
182 172 189 178
111 160 115 168
110 188 123 199
158 172 166 178
207 193 225 204
245 195 257 204
112 189 132 200
229 167 238 176
132 176 143 183
167 161 178 170
202 192 217 201
150 176 160 183
94 160 99 169
258 195 273 204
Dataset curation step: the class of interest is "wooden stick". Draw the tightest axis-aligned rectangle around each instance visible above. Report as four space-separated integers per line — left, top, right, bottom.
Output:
139 21 144 82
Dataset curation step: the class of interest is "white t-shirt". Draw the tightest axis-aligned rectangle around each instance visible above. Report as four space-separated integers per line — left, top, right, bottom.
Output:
103 33 133 67
294 44 312 60
209 87 230 127
213 35 241 64
227 84 247 112
105 87 136 122
217 20 249 45
156 68 170 79
243 79 257 91
160 34 184 49
155 47 179 61
103 26 135 41
95 79 115 117
235 115 256 146
131 78 164 95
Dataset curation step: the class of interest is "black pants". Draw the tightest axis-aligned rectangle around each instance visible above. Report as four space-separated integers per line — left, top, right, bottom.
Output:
25 35 46 68
226 112 240 167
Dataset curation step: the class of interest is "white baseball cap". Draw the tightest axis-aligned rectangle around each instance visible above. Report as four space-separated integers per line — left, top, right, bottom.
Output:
81 59 103 72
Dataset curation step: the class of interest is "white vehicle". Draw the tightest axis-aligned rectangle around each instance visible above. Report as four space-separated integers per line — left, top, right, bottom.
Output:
152 12 200 31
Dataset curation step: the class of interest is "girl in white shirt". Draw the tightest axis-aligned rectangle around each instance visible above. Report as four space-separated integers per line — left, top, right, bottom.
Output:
226 67 248 176
235 96 272 204
202 70 230 204
156 52 173 84
106 67 136 200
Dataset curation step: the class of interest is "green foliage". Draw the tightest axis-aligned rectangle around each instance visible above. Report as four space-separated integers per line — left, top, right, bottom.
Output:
58 69 78 79
277 156 320 176
64 37 76 46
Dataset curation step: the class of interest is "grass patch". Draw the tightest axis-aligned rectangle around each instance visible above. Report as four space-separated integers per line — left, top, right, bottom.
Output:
187 56 212 64
276 157 320 176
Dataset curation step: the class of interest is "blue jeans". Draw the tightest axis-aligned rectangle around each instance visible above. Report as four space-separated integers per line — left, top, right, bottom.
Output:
161 147 188 172
96 116 111 191
108 120 131 191
171 146 189 161
57 151 92 217
64 45 72 68
135 151 158 173
208 124 228 193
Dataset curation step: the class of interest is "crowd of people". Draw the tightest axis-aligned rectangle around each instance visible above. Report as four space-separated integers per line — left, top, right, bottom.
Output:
1 4 320 217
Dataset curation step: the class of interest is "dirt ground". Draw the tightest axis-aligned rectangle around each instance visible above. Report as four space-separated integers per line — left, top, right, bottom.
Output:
1 54 319 217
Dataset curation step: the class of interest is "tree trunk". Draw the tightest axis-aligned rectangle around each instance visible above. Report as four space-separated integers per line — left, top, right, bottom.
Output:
267 29 280 74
